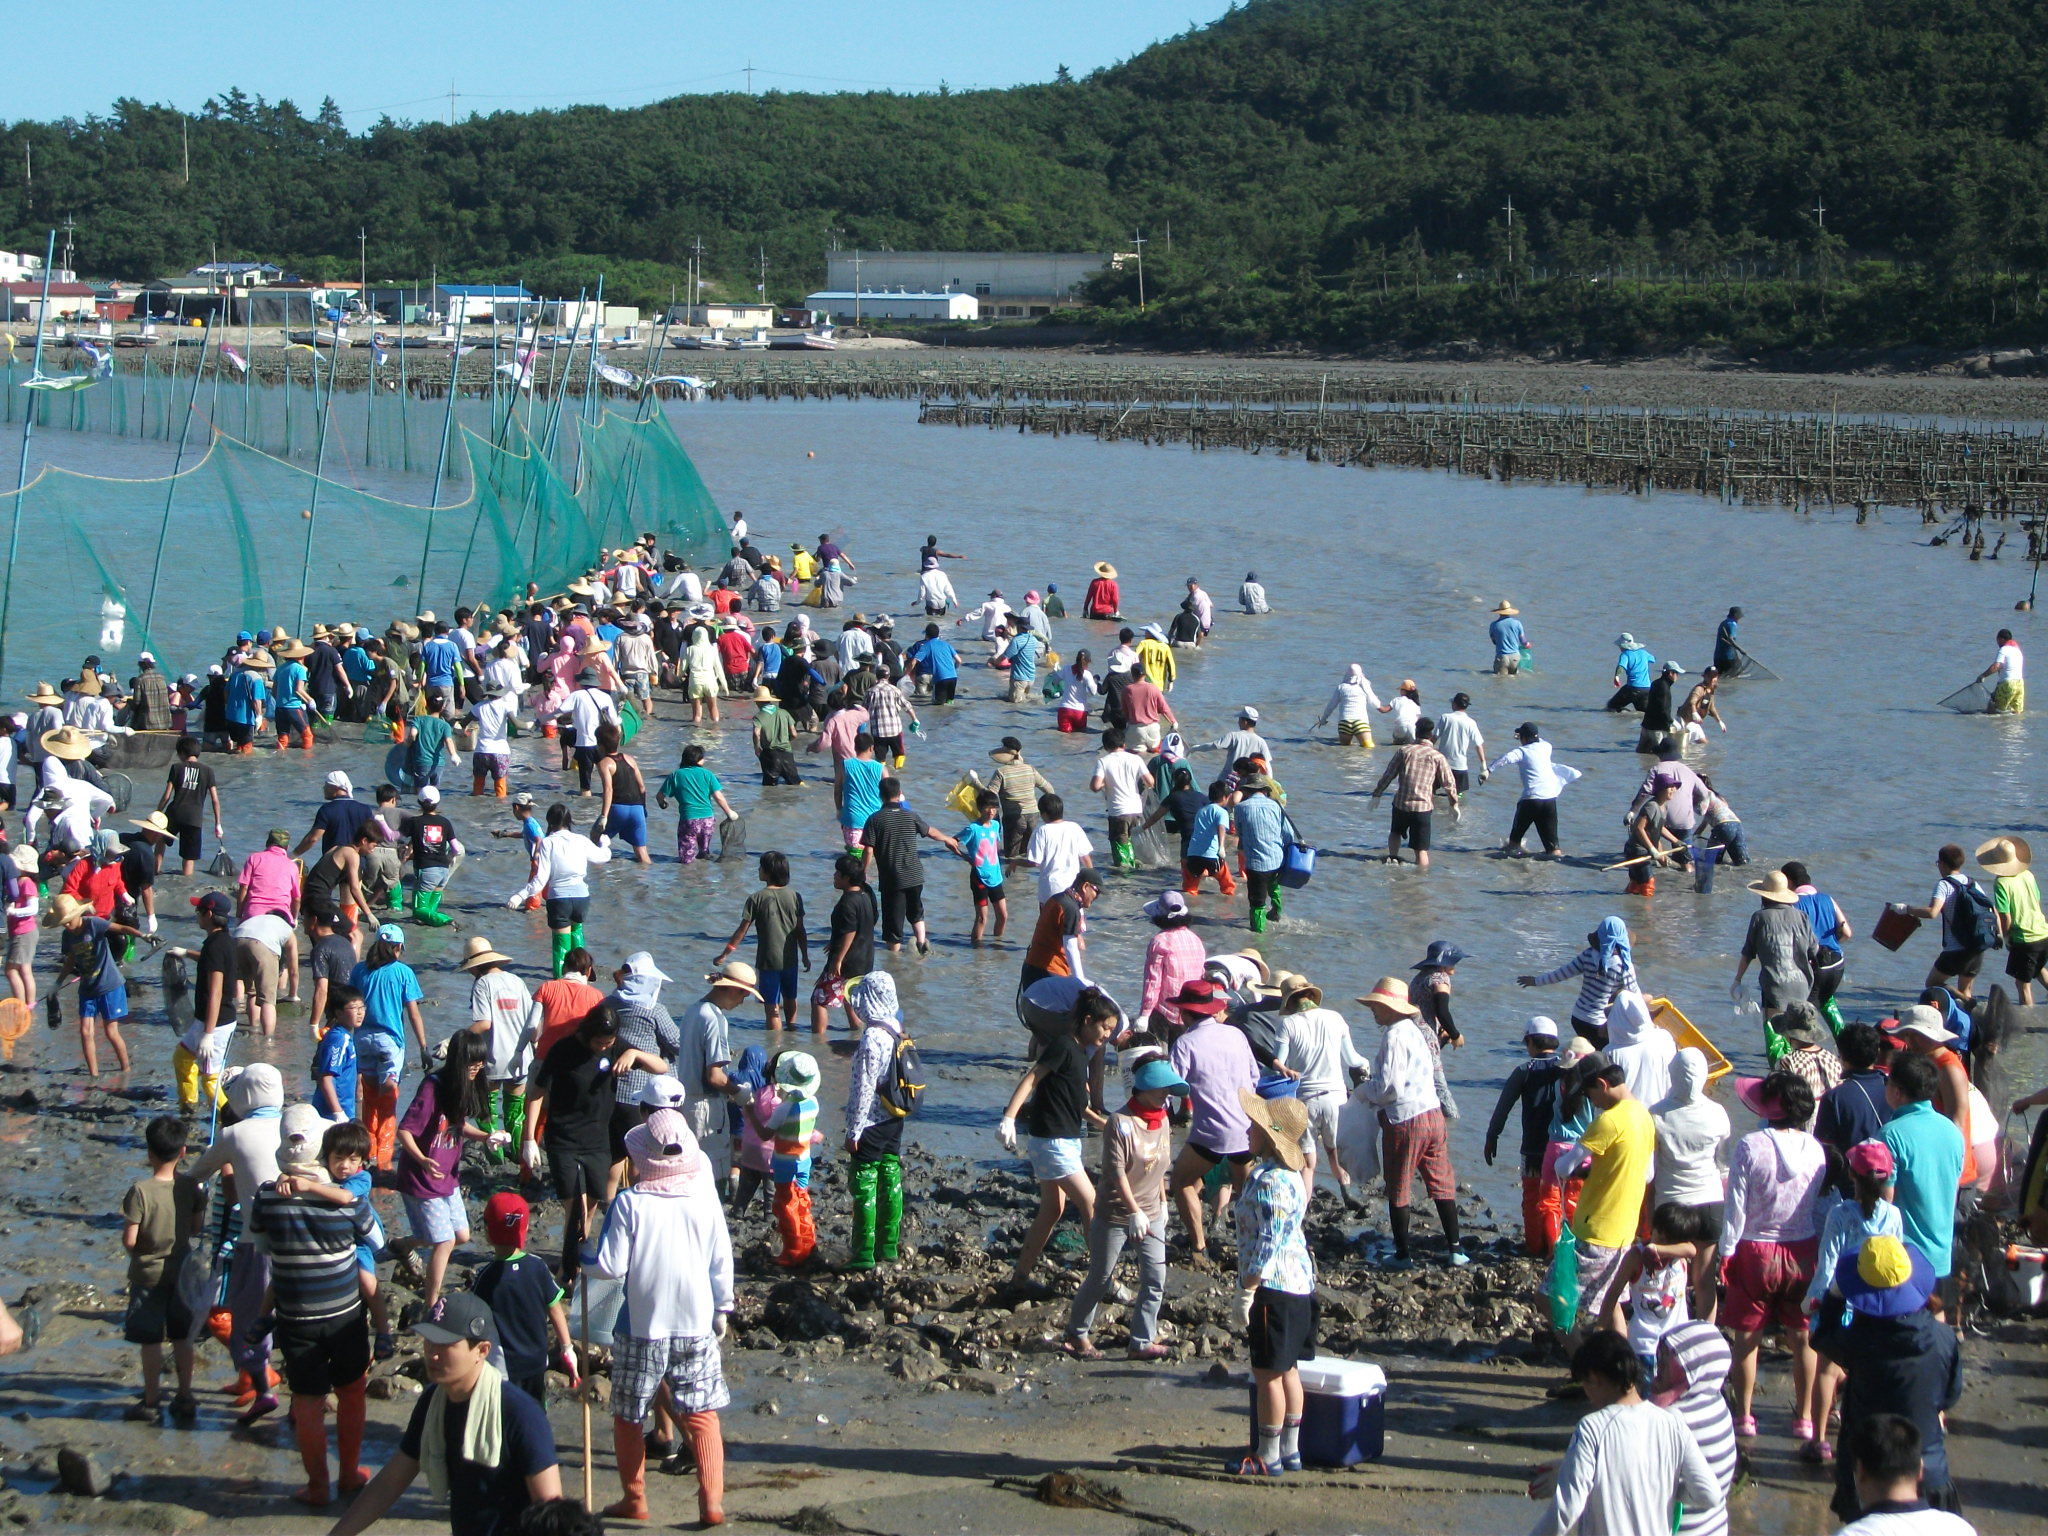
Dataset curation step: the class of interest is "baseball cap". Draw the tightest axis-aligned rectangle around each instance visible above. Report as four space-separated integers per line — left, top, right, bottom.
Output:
418 785 441 804
324 770 354 793
512 791 535 807
1845 1140 1895 1179
1523 1015 1560 1040
482 1191 530 1246
411 1291 497 1346
376 923 407 945
1239 706 1259 722
635 1073 688 1109
190 891 233 920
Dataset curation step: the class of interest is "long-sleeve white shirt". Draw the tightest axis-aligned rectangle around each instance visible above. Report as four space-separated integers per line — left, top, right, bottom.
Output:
1436 710 1486 771
917 569 957 611
28 777 115 849
1278 1007 1369 1099
1532 1399 1720 1536
591 1180 734 1338
1318 679 1381 725
1363 1017 1438 1125
1487 739 1582 801
957 598 1012 642
845 1016 902 1145
510 829 612 903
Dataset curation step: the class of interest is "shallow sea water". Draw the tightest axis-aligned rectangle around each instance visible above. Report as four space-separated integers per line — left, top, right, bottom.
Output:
6 395 2045 1224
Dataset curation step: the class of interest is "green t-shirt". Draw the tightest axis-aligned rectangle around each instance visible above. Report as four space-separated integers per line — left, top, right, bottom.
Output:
754 705 794 752
660 765 723 821
1994 870 2048 944
743 885 807 971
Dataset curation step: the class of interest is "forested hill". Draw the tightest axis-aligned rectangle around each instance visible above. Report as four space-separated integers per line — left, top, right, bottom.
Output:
7 0 2048 353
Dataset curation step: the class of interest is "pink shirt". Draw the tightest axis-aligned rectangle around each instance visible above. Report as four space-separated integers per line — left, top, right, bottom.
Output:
1139 927 1207 1023
7 872 38 936
811 706 870 762
237 845 302 919
1122 680 1171 725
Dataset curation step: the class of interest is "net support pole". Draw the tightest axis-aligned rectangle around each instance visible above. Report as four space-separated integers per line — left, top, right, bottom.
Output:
142 311 216 642
294 296 345 636
0 231 56 691
419 310 468 602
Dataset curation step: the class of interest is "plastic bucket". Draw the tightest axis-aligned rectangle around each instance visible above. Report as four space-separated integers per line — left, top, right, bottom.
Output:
1692 843 1721 893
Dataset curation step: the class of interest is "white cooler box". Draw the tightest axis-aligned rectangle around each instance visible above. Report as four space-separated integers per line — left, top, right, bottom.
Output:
1293 1356 1387 1466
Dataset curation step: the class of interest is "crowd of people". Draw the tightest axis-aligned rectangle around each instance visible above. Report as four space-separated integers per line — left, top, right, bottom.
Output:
0 515 2036 1536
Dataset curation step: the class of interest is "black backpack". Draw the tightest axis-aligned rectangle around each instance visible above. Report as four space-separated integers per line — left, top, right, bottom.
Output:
877 1030 925 1120
1946 875 2003 952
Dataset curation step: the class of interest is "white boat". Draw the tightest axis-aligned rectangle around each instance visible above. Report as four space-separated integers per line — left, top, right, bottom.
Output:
727 329 770 350
769 326 836 351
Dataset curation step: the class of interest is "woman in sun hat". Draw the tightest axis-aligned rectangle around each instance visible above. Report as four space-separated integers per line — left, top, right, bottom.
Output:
589 1107 733 1528
5 843 41 1006
1229 1087 1315 1476
1978 834 2048 1003
459 935 534 1157
1733 870 1822 1013
1359 974 1467 1269
1084 562 1121 621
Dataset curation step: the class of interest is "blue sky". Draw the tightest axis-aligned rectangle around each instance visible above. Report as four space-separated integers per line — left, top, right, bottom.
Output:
16 0 1238 124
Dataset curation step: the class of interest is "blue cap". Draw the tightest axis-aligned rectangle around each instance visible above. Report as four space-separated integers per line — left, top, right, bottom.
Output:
1132 1058 1189 1095
236 630 253 643
377 923 406 944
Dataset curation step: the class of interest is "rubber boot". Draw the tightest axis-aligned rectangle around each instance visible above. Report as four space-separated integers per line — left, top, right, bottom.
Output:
472 770 487 797
501 1087 527 1149
275 731 290 752
848 1158 879 1270
685 1410 726 1526
413 889 452 927
1215 860 1237 896
290 1395 330 1505
604 1417 651 1522
772 1182 811 1266
1249 907 1268 934
875 1153 903 1262
1181 863 1201 896
551 930 572 978
570 923 586 954
495 779 508 798
1111 839 1135 871
300 727 315 750
335 1376 367 1492
478 1094 503 1163
1819 996 1845 1036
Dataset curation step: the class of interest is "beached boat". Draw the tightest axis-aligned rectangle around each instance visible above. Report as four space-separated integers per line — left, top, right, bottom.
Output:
1647 996 1733 1081
769 327 836 351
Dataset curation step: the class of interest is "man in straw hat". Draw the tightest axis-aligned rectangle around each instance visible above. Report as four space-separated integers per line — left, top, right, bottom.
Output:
671 960 755 1186
1733 869 1822 1012
460 936 535 1160
223 648 272 754
1979 834 2048 1003
1273 974 1370 1206
586 1107 732 1527
21 681 64 774
1359 975 1469 1269
1083 561 1121 621
1227 1087 1316 1476
270 636 317 751
750 684 801 786
1488 599 1527 674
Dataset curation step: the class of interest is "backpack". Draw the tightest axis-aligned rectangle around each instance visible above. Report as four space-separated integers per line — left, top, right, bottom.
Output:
1946 875 2003 952
876 1030 925 1120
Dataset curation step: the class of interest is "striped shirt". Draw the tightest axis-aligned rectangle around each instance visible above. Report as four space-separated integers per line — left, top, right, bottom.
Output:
1528 948 1637 1031
248 1185 377 1323
770 1092 818 1183
1655 1322 1738 1536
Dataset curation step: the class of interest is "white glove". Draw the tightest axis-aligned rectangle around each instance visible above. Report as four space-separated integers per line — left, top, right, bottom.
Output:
1126 1208 1152 1241
142 913 158 936
485 1129 512 1150
521 1140 540 1173
1230 1288 1256 1331
997 1116 1018 1153
712 1312 729 1338
1729 981 1746 1004
506 895 524 910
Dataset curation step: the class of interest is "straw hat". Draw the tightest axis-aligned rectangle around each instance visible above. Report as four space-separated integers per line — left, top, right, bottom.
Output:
456 936 515 972
415 611 437 625
42 893 90 928
1977 835 2032 878
1747 870 1798 904
274 639 313 661
752 685 777 703
387 620 420 642
310 623 331 640
39 725 96 761
8 845 39 876
1492 599 1519 616
1233 947 1270 983
129 810 175 840
23 682 62 706
1355 975 1420 1017
1237 1089 1309 1172
241 650 276 670
576 636 612 657
72 673 102 697
335 622 357 640
1093 561 1118 579
1279 974 1323 1010
704 960 764 1000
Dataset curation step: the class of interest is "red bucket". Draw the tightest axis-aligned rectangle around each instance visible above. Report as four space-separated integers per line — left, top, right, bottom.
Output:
1872 906 1922 952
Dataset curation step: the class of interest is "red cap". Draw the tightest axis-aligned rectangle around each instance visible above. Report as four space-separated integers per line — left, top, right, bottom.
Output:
482 1191 529 1246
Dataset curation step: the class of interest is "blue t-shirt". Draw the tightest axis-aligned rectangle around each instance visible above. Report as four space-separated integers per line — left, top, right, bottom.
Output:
1488 615 1526 657
471 1251 564 1379
519 814 543 854
1187 803 1229 861
349 959 423 1049
399 1376 557 1536
1233 796 1287 872
419 636 461 687
959 821 1004 888
341 646 375 685
1617 646 1655 689
314 1024 359 1119
225 669 269 725
312 796 377 853
274 660 309 714
1000 632 1041 682
910 638 959 681
1882 1100 1966 1277
839 756 885 830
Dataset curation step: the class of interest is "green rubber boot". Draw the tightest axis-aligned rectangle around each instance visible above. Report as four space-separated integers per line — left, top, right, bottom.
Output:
413 889 452 927
1249 907 1268 934
502 1087 527 1148
551 930 573 978
570 923 586 955
1267 888 1283 919
848 1158 879 1270
1819 996 1845 1037
478 1092 504 1163
386 885 406 912
1111 840 1136 871
874 1153 903 1262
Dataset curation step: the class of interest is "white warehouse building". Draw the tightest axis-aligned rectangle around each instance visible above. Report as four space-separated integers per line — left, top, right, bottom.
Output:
823 250 1120 316
803 289 981 322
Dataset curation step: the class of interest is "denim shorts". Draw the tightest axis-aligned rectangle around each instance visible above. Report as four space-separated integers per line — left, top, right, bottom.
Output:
1028 1135 1086 1181
403 1191 469 1246
414 864 451 892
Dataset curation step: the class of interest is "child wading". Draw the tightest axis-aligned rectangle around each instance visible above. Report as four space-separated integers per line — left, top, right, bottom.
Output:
767 1050 822 1267
1064 1056 1188 1361
1231 1089 1317 1476
844 972 920 1269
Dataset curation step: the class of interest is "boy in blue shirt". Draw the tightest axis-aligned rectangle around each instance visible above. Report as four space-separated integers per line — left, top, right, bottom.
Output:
471 1193 575 1406
1180 782 1237 898
958 791 1008 944
313 984 363 1122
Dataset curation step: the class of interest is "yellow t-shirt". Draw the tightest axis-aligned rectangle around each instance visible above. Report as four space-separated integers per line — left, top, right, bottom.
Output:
1570 1096 1654 1249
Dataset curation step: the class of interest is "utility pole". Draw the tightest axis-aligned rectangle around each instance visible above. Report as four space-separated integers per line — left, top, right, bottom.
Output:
359 227 368 316
689 234 708 325
1503 194 1515 269
854 249 863 326
758 246 767 301
448 80 458 126
182 117 190 183
745 60 755 93
59 213 75 276
1131 231 1147 311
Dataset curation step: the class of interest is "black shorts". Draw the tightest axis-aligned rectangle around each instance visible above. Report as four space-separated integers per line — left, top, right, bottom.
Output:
550 1142 612 1209
172 820 203 863
2005 938 2048 982
607 1105 642 1164
124 1279 194 1346
1680 1200 1725 1247
278 1308 370 1396
1248 1287 1319 1372
545 895 591 931
879 883 924 939
1451 769 1472 793
1389 807 1433 851
971 877 1006 907
1934 947 1984 979
1186 1140 1254 1168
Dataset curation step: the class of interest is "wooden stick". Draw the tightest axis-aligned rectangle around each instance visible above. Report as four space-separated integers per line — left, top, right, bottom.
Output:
1603 843 1690 871
578 1269 592 1509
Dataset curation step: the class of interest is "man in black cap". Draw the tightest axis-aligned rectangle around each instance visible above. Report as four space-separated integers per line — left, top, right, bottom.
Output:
326 1291 560 1536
